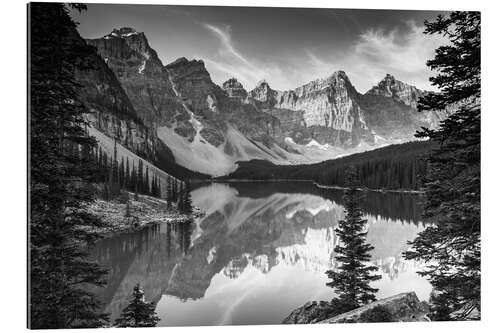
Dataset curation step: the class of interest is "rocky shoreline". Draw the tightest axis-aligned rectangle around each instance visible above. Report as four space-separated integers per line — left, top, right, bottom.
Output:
213 178 424 194
283 292 430 324
313 182 424 194
83 193 203 237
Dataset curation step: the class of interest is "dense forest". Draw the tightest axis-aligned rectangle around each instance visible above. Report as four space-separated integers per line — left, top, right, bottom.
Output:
224 141 436 191
28 4 194 328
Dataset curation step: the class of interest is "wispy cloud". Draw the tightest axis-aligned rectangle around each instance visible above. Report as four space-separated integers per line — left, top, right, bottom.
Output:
203 24 255 68
201 23 268 88
297 21 446 92
348 20 447 91
201 21 445 93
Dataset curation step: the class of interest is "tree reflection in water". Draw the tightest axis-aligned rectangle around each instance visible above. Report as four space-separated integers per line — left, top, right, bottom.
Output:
89 182 431 326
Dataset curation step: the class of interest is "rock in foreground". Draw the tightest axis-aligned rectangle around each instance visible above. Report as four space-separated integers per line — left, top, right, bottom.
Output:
282 300 339 324
283 292 430 324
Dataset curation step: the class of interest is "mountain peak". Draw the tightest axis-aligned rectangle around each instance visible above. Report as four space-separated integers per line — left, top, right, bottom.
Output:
249 80 276 105
222 78 247 100
381 73 397 85
166 57 206 71
222 78 244 89
165 57 213 92
255 79 273 91
330 70 348 78
323 70 352 87
168 57 189 66
365 74 424 108
105 27 142 39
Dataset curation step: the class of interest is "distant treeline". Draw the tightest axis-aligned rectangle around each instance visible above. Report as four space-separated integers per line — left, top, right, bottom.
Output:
223 141 436 191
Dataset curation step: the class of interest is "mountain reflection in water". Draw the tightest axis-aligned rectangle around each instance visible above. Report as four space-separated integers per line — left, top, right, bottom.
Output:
90 181 432 326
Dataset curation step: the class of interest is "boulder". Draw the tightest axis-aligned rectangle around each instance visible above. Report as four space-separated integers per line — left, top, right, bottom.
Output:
282 300 338 324
319 292 430 323
282 292 430 324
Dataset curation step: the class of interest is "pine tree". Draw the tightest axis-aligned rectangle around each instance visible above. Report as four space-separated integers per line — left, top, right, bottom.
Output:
125 157 130 190
130 162 137 193
157 177 162 198
325 168 381 310
144 166 150 195
114 284 160 327
119 157 125 189
150 176 155 197
150 175 161 198
29 3 108 328
404 11 480 321
137 160 144 193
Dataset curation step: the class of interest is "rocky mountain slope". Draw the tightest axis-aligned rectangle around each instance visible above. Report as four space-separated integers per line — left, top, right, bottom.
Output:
73 27 204 182
250 72 373 147
86 27 186 128
77 26 448 177
359 74 446 140
249 72 444 148
86 29 303 176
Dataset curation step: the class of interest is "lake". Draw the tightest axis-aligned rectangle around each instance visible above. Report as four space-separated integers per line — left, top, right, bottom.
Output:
90 181 432 326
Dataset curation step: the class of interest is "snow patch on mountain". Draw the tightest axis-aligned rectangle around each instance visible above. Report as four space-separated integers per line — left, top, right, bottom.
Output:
207 247 217 264
157 125 234 176
284 137 350 163
306 139 330 150
157 123 306 176
138 60 146 74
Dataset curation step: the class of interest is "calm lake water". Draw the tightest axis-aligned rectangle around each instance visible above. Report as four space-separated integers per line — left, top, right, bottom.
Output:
90 181 432 326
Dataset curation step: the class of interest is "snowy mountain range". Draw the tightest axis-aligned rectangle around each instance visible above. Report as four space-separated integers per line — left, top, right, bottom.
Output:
77 27 447 178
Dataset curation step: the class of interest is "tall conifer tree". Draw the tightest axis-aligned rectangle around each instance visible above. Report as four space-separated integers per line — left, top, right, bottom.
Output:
125 157 130 190
29 3 108 328
145 166 150 195
404 11 481 320
325 168 381 309
114 284 160 327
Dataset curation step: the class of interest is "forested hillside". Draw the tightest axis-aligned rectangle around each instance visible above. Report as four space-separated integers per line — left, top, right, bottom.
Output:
223 141 435 191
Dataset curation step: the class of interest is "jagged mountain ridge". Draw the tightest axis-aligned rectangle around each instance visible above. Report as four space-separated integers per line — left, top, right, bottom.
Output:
247 72 443 146
86 28 298 176
81 26 447 177
366 73 426 109
248 72 373 147
73 26 206 181
86 27 188 130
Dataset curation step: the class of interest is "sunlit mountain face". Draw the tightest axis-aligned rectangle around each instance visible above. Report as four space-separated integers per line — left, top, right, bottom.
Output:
90 182 431 326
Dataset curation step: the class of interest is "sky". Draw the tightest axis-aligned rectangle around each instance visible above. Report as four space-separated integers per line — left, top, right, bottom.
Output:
71 5 448 93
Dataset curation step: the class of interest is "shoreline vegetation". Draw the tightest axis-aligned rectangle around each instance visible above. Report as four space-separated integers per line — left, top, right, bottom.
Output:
213 178 425 195
313 182 424 194
84 178 421 240
83 191 204 237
